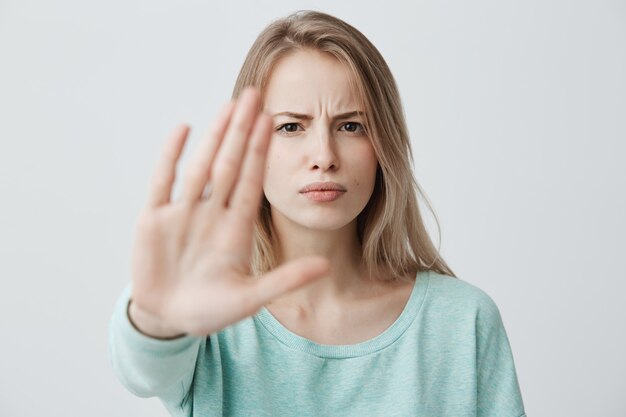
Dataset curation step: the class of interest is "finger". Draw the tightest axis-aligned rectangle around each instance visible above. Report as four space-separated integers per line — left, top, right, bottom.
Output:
145 124 190 209
181 100 236 202
245 257 331 308
229 112 272 219
210 87 261 206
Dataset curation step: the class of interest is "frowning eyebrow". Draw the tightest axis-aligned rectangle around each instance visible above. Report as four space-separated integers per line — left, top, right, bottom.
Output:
271 110 366 120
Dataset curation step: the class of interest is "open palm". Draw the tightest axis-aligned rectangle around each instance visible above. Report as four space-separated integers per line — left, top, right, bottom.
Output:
129 87 330 337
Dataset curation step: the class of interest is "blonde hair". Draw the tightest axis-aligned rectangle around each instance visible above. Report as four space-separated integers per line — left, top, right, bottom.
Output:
232 10 456 282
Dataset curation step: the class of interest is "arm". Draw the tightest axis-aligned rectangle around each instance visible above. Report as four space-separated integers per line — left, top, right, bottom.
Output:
108 284 203 405
475 294 526 417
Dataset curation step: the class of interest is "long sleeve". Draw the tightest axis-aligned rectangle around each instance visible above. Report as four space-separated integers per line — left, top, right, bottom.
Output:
475 294 526 417
108 283 204 409
108 270 527 416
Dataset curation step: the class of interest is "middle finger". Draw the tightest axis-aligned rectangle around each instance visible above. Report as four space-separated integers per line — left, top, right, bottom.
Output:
210 87 262 206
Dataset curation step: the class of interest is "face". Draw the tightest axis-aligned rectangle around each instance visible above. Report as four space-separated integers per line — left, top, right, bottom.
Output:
262 49 378 231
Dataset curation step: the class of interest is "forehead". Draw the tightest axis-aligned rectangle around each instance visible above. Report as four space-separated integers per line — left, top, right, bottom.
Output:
263 49 359 111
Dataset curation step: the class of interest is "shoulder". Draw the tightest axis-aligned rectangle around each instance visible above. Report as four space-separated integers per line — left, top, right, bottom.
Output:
423 270 503 323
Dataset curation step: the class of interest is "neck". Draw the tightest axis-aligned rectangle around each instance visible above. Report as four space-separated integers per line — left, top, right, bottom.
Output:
268 208 370 312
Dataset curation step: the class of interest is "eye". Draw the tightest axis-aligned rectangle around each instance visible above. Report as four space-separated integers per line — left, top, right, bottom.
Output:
340 122 366 135
276 123 302 135
275 122 367 136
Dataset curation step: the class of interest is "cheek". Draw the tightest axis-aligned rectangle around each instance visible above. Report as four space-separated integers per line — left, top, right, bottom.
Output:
344 149 378 193
263 148 292 191
264 145 279 177
353 144 378 176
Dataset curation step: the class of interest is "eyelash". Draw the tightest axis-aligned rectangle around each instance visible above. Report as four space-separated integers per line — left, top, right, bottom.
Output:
275 122 366 136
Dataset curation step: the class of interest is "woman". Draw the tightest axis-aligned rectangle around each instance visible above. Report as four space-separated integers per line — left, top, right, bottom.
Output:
109 10 526 417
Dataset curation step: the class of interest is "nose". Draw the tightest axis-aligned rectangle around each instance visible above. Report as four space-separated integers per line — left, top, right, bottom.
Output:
309 128 338 171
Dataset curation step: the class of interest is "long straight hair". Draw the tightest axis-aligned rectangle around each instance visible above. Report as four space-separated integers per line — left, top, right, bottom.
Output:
232 10 456 282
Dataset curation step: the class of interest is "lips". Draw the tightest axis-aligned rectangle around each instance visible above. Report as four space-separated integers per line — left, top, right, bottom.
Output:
299 181 346 193
302 190 344 202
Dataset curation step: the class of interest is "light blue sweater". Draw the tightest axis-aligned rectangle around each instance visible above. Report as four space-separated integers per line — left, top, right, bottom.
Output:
109 270 526 416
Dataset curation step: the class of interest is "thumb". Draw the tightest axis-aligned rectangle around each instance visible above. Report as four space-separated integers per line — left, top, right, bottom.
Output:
248 256 331 306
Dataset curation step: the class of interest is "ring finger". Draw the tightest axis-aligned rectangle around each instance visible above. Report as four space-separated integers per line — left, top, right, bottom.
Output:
180 100 236 203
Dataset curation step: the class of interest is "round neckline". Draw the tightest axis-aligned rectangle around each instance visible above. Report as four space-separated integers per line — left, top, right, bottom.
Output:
254 270 430 358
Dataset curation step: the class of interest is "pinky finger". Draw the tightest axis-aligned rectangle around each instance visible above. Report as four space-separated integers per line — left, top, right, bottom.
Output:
145 124 190 209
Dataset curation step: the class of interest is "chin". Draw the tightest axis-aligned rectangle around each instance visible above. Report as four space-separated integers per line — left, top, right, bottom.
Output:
284 210 359 231
269 201 363 231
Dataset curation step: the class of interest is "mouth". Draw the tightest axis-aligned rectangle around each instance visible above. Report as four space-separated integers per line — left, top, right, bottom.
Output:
300 190 345 202
299 181 347 193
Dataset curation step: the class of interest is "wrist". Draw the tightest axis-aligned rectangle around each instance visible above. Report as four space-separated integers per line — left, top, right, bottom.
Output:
127 299 187 340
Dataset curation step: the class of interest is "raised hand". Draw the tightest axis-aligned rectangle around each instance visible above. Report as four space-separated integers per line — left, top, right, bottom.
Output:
128 87 330 338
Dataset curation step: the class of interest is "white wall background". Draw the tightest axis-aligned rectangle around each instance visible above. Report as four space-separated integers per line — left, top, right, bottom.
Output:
0 0 624 416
